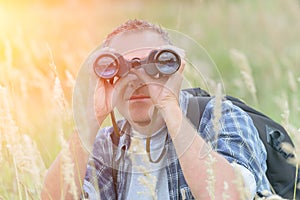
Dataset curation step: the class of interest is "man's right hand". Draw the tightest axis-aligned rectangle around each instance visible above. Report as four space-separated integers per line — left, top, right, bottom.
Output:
93 78 115 124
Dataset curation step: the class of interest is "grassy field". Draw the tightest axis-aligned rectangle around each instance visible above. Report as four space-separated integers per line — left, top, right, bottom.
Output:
0 0 299 199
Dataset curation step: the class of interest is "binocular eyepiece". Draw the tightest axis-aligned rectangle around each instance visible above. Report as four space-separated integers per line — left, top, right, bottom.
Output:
92 48 181 80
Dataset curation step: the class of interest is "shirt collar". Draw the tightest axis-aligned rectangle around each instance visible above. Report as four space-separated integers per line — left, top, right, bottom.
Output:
113 123 179 164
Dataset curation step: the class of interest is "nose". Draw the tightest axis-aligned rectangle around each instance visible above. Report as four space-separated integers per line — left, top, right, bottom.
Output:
128 78 144 88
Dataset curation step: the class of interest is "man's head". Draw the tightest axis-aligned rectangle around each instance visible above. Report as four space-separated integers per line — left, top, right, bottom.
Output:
95 19 183 132
101 19 172 48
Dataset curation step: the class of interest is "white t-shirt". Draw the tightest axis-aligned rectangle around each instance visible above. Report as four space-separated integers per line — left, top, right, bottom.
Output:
125 127 169 200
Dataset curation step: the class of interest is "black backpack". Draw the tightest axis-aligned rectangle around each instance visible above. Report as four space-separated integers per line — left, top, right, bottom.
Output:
184 87 299 199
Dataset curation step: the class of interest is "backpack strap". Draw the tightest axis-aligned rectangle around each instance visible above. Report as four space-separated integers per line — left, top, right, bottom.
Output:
182 87 211 128
110 120 131 199
110 120 129 199
111 133 120 198
186 96 212 129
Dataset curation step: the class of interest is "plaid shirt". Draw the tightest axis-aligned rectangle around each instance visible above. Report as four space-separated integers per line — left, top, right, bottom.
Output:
83 90 271 199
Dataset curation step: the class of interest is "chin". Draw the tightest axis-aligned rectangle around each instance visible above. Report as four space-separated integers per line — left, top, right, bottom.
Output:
132 120 151 127
128 102 153 121
130 113 151 124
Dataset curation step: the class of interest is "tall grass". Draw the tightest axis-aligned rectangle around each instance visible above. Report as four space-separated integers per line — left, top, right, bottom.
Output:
0 0 299 199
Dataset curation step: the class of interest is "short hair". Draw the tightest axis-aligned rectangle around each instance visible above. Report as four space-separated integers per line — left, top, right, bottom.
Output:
101 19 172 47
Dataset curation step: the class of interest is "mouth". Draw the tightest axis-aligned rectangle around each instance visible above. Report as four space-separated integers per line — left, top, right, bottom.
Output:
126 84 151 101
129 94 150 101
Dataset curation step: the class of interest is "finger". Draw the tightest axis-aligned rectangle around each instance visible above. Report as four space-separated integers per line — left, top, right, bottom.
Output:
94 79 110 109
178 59 186 74
94 78 108 96
110 74 139 105
93 79 113 121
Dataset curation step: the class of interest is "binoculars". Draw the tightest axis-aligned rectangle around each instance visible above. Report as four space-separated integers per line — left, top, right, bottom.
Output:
92 48 181 80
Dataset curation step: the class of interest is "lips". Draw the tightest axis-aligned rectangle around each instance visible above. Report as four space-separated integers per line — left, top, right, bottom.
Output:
129 94 150 100
127 85 151 101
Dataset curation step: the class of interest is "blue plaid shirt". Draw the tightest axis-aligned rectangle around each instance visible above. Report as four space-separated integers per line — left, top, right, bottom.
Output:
83 90 271 199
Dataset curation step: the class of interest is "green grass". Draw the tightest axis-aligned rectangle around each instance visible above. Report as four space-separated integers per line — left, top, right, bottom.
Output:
0 0 299 199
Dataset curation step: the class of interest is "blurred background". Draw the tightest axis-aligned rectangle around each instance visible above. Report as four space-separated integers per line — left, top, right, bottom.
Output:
0 0 299 198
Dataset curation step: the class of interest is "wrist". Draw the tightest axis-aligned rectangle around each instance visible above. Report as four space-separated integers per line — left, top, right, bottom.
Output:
159 101 183 137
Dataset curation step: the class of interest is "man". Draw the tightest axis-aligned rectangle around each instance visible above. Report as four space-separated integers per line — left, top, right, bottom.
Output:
42 19 271 199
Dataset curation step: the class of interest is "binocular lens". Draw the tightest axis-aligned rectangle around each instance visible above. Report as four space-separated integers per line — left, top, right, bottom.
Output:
94 55 119 79
155 51 180 74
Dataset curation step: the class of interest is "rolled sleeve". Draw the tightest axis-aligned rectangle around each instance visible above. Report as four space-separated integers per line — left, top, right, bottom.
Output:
231 162 257 200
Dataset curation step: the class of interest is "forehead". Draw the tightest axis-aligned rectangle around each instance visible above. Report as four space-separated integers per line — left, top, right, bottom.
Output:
107 30 168 54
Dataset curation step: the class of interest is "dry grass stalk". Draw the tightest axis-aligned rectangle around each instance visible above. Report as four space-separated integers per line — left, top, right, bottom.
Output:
222 181 230 200
59 130 78 200
212 83 223 139
137 173 158 200
128 136 158 200
205 84 227 199
51 68 73 133
129 137 157 200
280 99 290 129
12 152 22 199
278 97 300 199
53 76 69 116
47 43 70 119
230 49 258 104
0 86 46 198
196 83 223 160
0 84 20 176
65 70 75 89
20 134 46 186
281 125 300 200
281 125 300 164
205 153 217 200
197 83 223 160
287 70 297 92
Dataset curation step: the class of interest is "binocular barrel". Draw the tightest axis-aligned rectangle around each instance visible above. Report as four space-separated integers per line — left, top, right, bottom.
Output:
93 48 181 80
